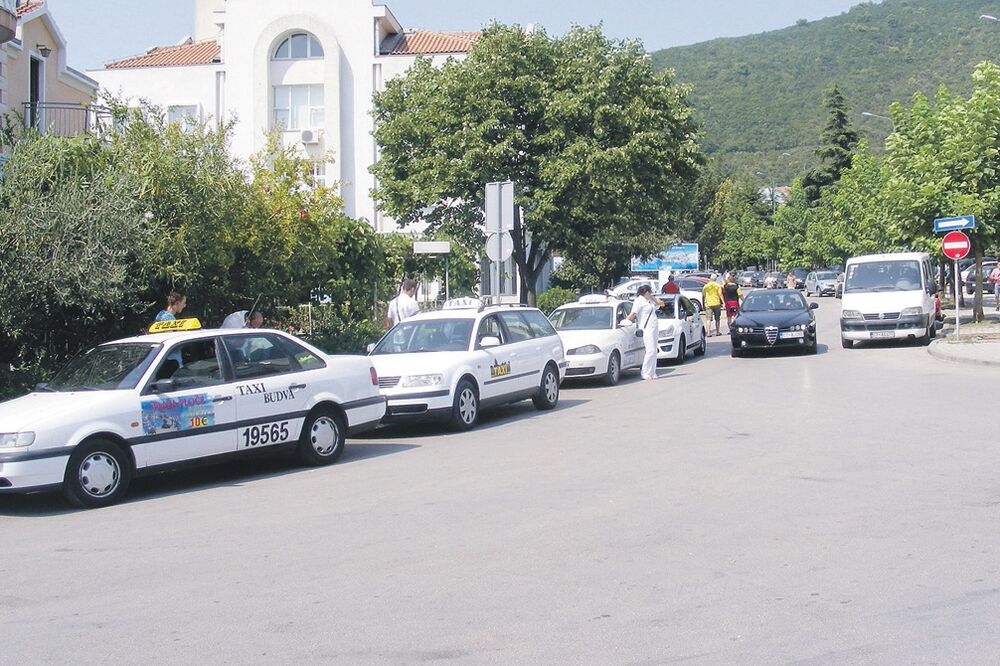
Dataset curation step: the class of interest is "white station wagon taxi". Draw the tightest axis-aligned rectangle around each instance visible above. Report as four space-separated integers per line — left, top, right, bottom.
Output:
0 320 386 508
368 300 567 430
548 295 644 385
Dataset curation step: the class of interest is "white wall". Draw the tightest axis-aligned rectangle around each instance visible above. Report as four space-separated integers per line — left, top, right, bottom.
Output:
92 64 220 127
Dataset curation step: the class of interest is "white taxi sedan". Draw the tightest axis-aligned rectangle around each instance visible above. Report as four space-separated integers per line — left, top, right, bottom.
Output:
548 295 644 385
0 322 386 508
368 300 566 431
656 295 707 364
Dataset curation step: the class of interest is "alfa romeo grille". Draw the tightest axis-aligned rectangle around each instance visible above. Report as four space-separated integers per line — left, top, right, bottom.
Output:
765 326 779 345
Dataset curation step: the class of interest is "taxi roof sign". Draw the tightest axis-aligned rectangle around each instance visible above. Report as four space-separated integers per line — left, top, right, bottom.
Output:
578 294 612 305
148 318 203 334
443 297 482 310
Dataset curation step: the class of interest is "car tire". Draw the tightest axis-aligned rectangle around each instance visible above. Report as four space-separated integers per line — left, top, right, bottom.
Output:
449 379 480 431
691 300 702 312
533 365 560 411
63 438 133 509
297 409 346 466
805 288 811 297
603 351 621 387
694 331 707 357
673 335 687 365
841 337 854 349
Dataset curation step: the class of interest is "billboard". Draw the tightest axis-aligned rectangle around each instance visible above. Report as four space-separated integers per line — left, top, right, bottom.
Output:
631 243 700 272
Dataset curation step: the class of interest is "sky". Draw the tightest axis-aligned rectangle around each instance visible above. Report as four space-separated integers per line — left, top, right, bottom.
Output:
46 0 872 72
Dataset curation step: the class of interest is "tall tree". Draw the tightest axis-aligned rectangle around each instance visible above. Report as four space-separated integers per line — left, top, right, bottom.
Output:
802 85 860 204
371 24 703 304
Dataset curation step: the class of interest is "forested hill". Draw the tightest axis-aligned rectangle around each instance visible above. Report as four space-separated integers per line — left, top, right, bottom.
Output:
651 0 1000 182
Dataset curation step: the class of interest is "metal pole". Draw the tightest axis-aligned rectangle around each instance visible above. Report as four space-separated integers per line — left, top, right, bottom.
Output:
954 258 961 337
445 255 450 302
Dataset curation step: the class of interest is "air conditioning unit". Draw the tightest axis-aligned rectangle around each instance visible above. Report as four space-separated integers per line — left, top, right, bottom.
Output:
300 129 320 145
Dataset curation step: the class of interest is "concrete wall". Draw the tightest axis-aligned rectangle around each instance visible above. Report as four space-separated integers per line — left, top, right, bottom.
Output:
96 64 221 126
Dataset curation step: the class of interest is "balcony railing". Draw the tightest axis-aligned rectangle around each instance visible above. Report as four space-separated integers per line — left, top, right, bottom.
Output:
22 102 114 137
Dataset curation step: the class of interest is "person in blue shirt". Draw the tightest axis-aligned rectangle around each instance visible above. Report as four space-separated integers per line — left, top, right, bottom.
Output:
155 291 187 322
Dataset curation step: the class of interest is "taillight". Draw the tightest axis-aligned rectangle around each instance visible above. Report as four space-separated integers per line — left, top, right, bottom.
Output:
370 367 378 386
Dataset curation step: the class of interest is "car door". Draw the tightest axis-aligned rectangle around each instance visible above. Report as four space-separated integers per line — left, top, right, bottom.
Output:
139 336 237 466
497 311 544 395
474 315 513 403
680 297 701 349
222 333 313 453
616 302 643 368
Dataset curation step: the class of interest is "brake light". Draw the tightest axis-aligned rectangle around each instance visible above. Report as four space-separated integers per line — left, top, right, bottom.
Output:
370 367 378 386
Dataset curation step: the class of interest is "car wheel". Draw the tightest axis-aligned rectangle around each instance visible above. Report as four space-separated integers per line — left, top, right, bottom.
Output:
805 288 811 297
694 331 707 357
533 365 560 411
691 300 702 312
63 438 132 509
449 379 480 431
673 335 687 365
841 337 854 349
297 409 346 466
603 351 621 387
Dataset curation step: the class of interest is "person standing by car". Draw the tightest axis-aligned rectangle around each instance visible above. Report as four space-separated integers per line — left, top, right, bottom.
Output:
386 279 420 329
989 264 1000 311
786 271 798 290
624 285 661 381
722 275 743 332
661 274 681 295
155 291 186 322
702 274 724 337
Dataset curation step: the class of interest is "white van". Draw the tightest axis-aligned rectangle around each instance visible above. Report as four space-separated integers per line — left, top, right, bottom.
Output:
840 252 939 348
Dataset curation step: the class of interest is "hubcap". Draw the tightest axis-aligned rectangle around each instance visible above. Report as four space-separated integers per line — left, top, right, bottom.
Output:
459 389 477 424
544 371 558 402
78 453 120 498
310 417 339 456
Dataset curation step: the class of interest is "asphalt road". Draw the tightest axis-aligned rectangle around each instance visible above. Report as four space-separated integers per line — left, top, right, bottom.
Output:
3 300 998 664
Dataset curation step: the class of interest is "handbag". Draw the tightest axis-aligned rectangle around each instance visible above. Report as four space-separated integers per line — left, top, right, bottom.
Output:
635 307 653 338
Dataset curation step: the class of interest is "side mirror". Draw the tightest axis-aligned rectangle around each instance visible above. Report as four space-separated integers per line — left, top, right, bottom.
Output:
366 343 376 354
479 336 501 349
149 378 176 394
810 302 820 310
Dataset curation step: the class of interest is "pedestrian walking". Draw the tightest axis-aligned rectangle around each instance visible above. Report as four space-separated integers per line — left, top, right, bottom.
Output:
155 291 187 322
661 275 681 295
786 271 798 290
722 275 743 331
702 274 724 337
386 279 420 329
624 285 661 380
989 264 1000 312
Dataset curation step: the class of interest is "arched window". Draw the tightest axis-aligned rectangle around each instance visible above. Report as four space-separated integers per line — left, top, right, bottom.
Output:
273 32 324 60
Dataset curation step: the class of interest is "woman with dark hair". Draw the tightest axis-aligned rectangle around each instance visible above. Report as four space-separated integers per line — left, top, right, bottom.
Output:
155 291 186 322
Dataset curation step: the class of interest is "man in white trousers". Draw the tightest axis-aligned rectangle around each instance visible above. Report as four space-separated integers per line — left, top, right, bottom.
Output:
625 285 661 381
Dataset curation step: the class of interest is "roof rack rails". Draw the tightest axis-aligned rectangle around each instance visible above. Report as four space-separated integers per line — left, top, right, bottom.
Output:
478 303 534 312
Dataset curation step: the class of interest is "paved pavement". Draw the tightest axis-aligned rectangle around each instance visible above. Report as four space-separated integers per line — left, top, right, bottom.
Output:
3 301 999 664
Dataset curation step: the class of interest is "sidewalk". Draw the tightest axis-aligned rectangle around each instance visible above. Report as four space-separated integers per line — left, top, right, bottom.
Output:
929 300 1000 367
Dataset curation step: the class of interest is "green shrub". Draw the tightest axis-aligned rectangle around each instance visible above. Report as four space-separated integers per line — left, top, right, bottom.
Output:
273 305 384 355
535 287 578 315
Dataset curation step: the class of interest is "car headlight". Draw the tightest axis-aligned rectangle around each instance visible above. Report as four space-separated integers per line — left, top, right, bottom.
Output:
660 326 675 338
400 374 444 388
842 310 863 320
0 432 35 448
568 345 601 356
900 307 923 317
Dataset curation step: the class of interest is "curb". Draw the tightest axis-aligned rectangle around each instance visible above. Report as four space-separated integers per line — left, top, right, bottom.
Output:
927 339 1000 368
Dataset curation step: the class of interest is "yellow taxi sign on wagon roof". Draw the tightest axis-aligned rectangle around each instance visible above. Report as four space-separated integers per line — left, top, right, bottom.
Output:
148 318 203 334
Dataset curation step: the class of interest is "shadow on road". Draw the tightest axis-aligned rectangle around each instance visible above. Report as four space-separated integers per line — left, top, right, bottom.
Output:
732 343 830 358
0 442 419 517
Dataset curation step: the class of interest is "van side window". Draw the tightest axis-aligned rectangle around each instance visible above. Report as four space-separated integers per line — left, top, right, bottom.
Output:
522 310 558 338
498 312 534 342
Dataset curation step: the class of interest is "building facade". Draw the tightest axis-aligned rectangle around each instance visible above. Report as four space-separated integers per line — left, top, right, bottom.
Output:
0 1 98 136
90 0 476 231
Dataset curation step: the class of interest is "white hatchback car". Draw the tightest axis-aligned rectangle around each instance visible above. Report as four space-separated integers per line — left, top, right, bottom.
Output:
368 301 566 431
655 295 707 364
548 295 644 385
0 323 386 508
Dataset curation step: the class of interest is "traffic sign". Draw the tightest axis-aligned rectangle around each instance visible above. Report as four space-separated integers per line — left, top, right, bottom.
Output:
934 215 976 233
942 231 971 260
486 232 513 262
485 181 514 234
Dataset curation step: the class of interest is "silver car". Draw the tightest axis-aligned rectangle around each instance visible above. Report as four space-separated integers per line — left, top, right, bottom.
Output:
805 270 839 297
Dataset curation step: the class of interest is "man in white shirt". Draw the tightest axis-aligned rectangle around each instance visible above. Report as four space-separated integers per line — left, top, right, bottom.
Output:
386 279 420 328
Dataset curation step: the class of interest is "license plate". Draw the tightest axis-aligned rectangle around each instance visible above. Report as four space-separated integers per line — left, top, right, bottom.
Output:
871 331 895 339
780 331 805 339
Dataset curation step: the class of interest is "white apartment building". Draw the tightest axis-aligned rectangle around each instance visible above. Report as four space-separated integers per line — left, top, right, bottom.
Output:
90 0 477 231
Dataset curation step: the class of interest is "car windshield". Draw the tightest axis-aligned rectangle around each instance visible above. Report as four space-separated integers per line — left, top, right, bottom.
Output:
549 307 613 331
742 292 807 312
371 319 474 354
46 343 161 391
845 260 922 293
815 272 837 280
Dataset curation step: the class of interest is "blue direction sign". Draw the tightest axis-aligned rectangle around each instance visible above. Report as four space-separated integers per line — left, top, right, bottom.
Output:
933 215 976 233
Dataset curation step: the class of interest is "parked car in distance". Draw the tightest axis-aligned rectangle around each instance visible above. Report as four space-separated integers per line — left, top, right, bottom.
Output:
962 262 997 295
764 272 787 289
730 290 819 357
805 271 839 297
789 268 809 289
739 271 764 288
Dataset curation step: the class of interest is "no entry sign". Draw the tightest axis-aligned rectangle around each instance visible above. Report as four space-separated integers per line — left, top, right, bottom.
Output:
942 231 971 260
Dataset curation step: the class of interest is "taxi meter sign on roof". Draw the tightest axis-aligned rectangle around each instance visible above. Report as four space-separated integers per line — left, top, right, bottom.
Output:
942 231 971 261
148 318 203 334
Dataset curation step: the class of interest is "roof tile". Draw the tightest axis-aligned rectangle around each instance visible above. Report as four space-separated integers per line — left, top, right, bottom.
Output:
106 39 221 70
382 30 478 56
16 1 44 17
